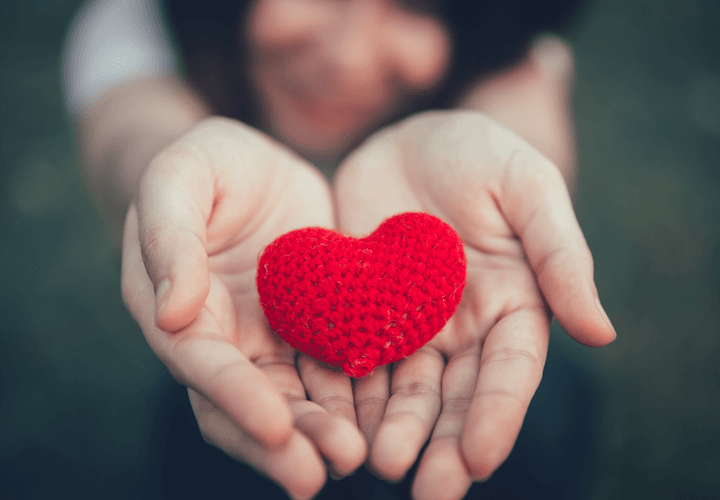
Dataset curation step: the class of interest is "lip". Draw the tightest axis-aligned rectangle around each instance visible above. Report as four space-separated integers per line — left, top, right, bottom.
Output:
277 80 377 131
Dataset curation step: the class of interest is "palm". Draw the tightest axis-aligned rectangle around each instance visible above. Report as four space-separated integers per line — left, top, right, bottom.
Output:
122 118 365 498
334 111 615 500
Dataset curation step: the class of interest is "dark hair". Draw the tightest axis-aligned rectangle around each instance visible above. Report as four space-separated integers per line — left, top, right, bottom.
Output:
162 1 255 122
163 0 582 126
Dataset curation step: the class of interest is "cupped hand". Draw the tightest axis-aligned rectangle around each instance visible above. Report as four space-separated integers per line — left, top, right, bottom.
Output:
121 117 366 499
334 111 616 500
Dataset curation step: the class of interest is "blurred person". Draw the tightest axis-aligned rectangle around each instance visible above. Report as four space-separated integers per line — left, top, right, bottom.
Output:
63 0 615 499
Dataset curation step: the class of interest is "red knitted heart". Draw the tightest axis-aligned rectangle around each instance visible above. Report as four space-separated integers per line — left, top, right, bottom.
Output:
256 212 466 378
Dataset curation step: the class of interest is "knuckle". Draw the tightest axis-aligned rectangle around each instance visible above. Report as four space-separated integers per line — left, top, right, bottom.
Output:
281 391 307 405
316 394 352 407
441 396 472 415
393 381 440 399
355 395 387 412
474 388 526 409
533 246 563 283
481 347 542 373
139 223 170 267
317 395 356 420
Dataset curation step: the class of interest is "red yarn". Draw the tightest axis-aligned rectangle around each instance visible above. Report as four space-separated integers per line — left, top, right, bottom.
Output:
256 212 466 378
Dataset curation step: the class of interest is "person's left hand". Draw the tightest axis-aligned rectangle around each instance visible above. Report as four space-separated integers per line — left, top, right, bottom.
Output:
333 110 616 500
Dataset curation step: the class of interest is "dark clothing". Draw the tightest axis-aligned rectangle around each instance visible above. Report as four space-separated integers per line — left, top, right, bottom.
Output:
149 340 599 499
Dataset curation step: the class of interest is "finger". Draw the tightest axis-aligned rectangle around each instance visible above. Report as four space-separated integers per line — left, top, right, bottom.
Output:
369 349 444 481
295 355 367 477
353 365 390 447
171 334 295 448
461 306 550 480
122 204 159 323
135 143 215 332
189 389 326 500
123 219 293 448
412 349 480 500
499 148 616 346
298 354 357 423
290 398 367 478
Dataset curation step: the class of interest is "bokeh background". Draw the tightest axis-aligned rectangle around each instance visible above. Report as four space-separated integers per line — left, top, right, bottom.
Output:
1 0 719 498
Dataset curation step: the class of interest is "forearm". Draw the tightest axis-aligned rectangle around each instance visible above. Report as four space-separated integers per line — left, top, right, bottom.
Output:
77 76 210 247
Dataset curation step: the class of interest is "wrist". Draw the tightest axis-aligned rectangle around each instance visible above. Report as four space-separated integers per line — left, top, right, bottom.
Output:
77 76 210 247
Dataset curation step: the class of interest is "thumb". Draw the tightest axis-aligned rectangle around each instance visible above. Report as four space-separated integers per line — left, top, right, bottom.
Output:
500 148 616 347
136 148 214 332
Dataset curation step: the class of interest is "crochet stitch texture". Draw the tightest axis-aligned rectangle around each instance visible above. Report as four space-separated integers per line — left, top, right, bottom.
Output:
256 212 466 377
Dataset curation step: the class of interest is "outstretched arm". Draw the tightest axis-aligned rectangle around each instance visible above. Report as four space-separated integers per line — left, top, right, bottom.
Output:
64 3 366 497
63 0 209 245
77 76 210 246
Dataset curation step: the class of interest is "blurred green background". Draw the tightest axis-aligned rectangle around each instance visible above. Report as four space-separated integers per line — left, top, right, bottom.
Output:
1 0 719 498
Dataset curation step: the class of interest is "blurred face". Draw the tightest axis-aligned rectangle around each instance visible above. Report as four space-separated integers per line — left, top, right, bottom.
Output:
246 0 451 158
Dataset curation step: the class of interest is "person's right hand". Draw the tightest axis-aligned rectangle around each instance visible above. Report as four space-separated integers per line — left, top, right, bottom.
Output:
121 117 366 499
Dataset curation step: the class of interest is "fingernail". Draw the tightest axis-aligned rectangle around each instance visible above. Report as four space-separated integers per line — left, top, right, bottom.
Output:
155 279 171 320
595 297 616 339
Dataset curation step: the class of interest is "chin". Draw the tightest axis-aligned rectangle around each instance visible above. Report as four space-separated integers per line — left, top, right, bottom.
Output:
275 120 363 160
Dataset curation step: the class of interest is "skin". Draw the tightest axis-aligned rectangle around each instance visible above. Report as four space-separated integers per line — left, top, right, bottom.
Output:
76 0 614 498
334 111 614 499
121 119 366 498
246 0 451 159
